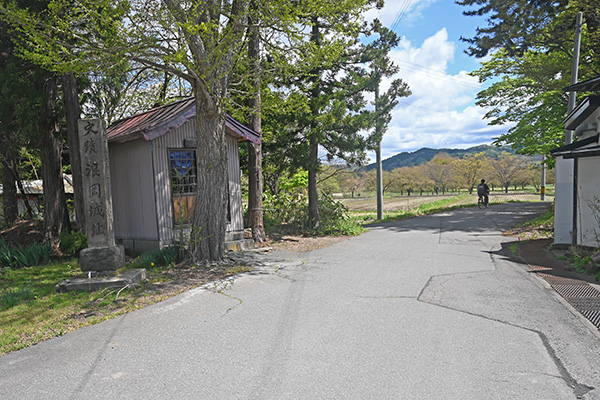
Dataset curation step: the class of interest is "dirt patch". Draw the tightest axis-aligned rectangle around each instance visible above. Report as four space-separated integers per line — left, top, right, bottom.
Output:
504 223 554 241
0 220 44 247
267 235 349 252
143 262 252 295
134 235 346 296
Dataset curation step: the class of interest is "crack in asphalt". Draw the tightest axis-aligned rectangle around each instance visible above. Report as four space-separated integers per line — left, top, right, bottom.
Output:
416 248 595 399
357 295 417 299
207 258 310 316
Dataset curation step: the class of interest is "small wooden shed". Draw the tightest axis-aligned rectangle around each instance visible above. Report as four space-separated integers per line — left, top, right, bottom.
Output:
106 98 260 253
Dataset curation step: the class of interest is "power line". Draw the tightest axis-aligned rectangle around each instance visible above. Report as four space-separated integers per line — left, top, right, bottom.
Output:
390 0 413 32
395 99 483 114
396 100 451 113
389 57 481 89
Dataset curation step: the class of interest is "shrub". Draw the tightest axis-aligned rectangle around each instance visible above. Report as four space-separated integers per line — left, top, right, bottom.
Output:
317 193 364 236
131 246 182 269
59 230 88 256
566 247 600 283
263 189 310 234
264 190 363 237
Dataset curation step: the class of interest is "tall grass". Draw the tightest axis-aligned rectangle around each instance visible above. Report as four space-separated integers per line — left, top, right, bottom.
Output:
0 239 51 269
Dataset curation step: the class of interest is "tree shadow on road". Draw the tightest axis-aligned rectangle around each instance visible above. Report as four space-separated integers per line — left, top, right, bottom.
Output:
365 202 553 235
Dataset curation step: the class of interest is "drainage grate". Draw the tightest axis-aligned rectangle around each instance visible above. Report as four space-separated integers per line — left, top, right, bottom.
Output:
567 297 600 311
537 274 585 286
529 264 600 331
552 284 600 299
581 310 600 327
528 265 553 272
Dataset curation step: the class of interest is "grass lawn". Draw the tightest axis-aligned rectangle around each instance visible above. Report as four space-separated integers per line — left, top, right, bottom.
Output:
0 255 251 356
1 260 104 354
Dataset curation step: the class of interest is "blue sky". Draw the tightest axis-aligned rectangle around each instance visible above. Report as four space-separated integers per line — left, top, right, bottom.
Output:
363 0 513 161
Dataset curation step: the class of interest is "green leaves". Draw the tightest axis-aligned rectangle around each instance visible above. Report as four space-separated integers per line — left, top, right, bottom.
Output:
460 0 600 156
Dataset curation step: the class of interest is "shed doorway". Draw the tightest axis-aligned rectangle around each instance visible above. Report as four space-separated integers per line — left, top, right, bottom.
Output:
169 149 197 225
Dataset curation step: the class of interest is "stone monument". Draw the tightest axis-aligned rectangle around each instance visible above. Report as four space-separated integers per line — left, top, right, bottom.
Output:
77 119 125 271
56 119 145 292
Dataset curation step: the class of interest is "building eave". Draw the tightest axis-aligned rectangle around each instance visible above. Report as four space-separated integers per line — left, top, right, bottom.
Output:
551 134 599 157
563 96 600 131
564 76 600 92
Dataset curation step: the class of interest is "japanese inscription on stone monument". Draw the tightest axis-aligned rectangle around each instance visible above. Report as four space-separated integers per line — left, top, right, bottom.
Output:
78 119 115 248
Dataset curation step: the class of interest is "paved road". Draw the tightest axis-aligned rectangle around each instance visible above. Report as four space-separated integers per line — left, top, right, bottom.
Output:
2 202 600 399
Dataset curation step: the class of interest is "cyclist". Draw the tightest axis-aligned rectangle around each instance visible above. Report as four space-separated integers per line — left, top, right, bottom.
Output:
477 179 490 207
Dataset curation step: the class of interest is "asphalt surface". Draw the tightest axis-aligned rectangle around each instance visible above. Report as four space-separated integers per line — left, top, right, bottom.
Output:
2 202 600 399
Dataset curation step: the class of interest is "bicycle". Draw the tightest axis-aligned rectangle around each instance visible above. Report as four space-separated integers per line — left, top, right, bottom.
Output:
478 195 488 208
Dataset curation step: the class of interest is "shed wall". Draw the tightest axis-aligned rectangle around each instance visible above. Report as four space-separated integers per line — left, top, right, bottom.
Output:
152 118 245 245
227 135 244 236
109 139 158 250
152 119 195 246
554 157 575 245
577 156 600 247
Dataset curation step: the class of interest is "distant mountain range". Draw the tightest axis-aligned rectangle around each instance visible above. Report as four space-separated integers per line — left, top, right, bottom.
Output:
365 145 533 172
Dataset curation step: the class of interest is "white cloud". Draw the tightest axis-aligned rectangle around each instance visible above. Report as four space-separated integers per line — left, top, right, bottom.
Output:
366 27 512 162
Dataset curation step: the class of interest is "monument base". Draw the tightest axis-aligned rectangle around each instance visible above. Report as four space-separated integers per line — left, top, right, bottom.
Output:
56 268 146 293
80 245 125 272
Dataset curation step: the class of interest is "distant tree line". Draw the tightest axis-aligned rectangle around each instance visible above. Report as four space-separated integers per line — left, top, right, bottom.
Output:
316 152 553 198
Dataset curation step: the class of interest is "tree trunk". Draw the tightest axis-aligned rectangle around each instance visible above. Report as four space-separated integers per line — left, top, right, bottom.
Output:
41 77 70 244
40 128 71 243
308 137 319 229
1 157 18 226
246 6 266 243
247 141 265 242
190 95 227 263
62 73 85 232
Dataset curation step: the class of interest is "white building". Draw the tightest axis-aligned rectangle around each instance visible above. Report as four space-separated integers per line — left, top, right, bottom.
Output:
552 76 600 248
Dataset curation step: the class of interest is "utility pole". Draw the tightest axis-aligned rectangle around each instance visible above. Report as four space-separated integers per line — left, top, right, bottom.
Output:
375 81 384 220
541 155 546 201
569 12 583 246
566 12 583 144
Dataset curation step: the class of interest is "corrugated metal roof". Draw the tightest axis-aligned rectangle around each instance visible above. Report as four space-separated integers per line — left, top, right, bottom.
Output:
107 98 261 144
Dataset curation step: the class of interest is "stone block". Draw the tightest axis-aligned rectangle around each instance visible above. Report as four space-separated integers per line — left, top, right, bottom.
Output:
56 268 146 293
225 238 255 252
80 245 125 271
